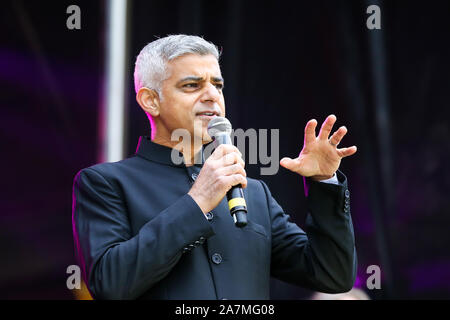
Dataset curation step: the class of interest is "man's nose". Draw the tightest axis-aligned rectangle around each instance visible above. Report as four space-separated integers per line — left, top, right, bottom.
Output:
200 83 221 103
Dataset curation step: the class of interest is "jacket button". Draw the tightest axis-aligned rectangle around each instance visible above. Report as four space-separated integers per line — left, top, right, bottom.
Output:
345 189 350 198
191 173 198 181
206 212 214 221
211 253 222 265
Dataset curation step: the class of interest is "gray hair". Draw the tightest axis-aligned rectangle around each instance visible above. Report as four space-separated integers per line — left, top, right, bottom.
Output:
133 34 220 97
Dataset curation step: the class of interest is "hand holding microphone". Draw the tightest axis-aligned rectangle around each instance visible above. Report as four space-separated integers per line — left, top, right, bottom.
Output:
188 117 248 227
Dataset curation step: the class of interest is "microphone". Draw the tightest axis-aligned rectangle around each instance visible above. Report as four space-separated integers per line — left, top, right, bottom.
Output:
207 117 248 228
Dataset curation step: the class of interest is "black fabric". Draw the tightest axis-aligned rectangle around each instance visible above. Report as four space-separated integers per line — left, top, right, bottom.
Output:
72 137 357 299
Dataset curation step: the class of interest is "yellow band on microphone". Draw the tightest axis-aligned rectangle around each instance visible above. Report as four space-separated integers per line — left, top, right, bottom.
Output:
228 197 247 210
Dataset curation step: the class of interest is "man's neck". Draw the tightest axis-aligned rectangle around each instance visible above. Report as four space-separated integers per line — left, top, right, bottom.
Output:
152 135 203 167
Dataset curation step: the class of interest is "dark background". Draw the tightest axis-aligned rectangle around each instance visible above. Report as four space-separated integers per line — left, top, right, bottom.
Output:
1 0 449 299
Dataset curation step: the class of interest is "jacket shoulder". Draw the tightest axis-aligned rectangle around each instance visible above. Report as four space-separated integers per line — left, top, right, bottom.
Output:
74 156 142 181
245 177 271 200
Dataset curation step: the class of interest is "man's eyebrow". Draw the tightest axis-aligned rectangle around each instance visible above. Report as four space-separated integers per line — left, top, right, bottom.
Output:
178 76 203 84
177 76 224 85
212 77 224 83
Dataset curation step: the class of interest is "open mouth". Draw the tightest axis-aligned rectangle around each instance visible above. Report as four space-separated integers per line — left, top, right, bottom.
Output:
196 111 220 117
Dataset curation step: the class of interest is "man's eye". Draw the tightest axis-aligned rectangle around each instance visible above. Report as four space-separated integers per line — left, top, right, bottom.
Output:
215 83 224 90
183 83 198 88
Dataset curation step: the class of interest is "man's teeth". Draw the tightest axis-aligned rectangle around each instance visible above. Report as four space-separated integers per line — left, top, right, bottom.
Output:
200 112 215 116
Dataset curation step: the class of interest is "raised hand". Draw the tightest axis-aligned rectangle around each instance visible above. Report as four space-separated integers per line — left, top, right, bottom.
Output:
280 114 357 180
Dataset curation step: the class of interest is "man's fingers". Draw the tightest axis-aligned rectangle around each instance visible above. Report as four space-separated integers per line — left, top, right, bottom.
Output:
329 126 347 147
210 144 242 160
219 163 247 177
224 174 247 189
216 151 244 167
318 114 337 140
337 146 357 158
280 157 299 171
304 119 317 145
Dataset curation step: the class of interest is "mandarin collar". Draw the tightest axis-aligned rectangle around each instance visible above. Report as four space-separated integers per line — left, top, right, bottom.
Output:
135 136 208 167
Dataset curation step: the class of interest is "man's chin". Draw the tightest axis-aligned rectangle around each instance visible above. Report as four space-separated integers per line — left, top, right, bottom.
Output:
191 120 214 144
200 134 213 144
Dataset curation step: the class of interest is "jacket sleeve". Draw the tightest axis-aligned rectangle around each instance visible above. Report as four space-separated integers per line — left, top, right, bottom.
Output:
72 167 215 300
262 170 357 293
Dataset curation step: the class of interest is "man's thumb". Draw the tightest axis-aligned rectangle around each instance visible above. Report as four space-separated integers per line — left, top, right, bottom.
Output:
280 157 296 170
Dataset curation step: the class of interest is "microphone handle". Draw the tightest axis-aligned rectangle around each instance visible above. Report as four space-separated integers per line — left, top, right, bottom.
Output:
226 184 248 227
213 134 248 228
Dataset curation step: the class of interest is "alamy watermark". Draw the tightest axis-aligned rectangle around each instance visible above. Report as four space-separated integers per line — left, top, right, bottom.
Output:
66 264 382 291
170 124 280 176
66 265 81 290
366 5 381 30
366 264 381 290
65 5 381 32
66 5 81 30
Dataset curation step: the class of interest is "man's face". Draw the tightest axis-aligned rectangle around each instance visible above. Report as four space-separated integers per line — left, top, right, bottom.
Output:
157 53 225 143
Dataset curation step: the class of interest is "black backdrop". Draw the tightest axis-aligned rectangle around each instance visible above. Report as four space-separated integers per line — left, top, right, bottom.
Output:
1 0 449 299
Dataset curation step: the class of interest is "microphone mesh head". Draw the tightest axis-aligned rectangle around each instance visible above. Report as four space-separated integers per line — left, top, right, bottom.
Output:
207 116 232 138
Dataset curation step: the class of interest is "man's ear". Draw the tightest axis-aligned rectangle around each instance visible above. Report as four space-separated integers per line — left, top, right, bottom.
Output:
136 87 161 117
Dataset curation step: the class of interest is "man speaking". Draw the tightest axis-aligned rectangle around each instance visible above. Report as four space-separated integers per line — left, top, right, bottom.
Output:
72 34 358 300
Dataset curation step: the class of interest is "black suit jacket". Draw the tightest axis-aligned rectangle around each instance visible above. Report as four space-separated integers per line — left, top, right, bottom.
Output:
72 136 357 299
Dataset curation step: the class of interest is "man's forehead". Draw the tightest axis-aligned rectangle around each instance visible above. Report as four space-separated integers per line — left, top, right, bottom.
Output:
167 54 222 79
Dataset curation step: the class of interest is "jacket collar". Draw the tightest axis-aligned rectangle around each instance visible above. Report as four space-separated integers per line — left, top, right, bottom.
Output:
135 136 207 167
